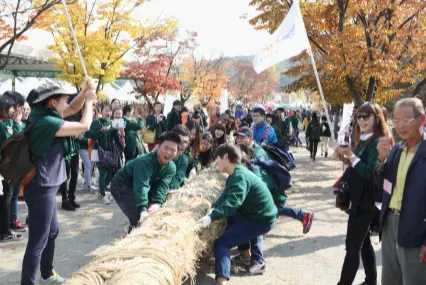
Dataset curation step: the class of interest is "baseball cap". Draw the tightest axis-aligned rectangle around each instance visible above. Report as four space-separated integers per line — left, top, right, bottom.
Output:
234 127 253 137
32 83 76 104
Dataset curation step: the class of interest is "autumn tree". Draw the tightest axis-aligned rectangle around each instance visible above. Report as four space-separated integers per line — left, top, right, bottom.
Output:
177 54 227 106
228 60 279 105
249 0 426 105
0 0 62 69
122 29 197 107
42 0 176 95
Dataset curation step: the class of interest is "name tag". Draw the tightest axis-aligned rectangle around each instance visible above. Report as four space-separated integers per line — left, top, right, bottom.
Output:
383 179 392 195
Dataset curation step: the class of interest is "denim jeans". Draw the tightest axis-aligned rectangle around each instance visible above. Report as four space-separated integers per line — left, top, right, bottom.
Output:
10 186 21 223
21 183 59 285
278 203 305 222
79 150 94 189
214 214 274 280
110 184 140 227
96 163 113 197
237 235 265 265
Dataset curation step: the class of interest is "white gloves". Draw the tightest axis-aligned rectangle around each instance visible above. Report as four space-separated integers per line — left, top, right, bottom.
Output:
147 204 161 213
187 169 197 182
199 215 212 228
139 211 149 222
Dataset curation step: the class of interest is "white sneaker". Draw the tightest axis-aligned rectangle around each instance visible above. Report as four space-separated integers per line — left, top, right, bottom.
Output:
90 186 97 194
39 270 67 284
101 196 111 205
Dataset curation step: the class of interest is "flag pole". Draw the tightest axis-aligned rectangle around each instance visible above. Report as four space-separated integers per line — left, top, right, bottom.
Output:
60 0 89 80
306 47 337 147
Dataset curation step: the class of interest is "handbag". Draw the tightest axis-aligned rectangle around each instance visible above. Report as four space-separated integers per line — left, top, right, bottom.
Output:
143 128 156 144
99 142 120 169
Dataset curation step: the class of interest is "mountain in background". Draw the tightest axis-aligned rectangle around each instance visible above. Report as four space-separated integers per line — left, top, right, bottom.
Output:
224 55 298 88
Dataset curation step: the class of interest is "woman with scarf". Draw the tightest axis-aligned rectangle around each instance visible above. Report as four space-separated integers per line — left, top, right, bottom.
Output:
335 102 391 285
22 81 96 285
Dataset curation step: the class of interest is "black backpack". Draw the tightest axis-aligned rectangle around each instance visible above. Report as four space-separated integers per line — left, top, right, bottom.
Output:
0 118 41 188
310 123 321 139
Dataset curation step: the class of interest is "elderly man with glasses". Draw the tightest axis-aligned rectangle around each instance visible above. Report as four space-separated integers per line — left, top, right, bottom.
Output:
374 97 426 285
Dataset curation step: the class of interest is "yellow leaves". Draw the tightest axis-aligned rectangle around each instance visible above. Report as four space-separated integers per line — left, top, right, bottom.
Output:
44 0 176 90
250 0 425 103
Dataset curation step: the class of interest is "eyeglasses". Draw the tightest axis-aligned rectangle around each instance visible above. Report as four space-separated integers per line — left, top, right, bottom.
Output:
393 117 416 127
356 114 373 121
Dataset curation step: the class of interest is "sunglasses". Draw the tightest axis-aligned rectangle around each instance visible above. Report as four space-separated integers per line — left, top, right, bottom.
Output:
356 114 373 120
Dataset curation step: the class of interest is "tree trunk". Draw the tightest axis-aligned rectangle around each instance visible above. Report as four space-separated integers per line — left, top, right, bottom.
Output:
365 76 377 102
345 76 363 106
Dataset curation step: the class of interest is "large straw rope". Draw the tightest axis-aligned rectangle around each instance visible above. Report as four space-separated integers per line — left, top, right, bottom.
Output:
65 167 226 285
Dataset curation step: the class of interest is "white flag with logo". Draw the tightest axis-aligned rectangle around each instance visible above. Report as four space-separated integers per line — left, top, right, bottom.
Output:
253 0 310 74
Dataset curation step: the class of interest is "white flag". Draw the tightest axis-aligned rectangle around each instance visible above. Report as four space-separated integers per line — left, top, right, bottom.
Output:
253 0 310 74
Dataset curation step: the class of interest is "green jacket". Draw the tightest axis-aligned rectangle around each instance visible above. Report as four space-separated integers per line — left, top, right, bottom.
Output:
79 132 90 150
169 153 189 189
88 118 114 151
290 116 299 130
12 121 26 134
210 165 277 224
111 151 176 211
253 143 269 159
124 116 144 155
146 114 167 139
185 147 199 176
0 119 14 147
353 138 380 181
252 166 287 205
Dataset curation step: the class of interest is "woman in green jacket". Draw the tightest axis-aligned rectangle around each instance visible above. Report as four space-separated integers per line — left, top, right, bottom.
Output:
123 104 145 162
145 102 167 152
335 102 391 285
89 105 124 205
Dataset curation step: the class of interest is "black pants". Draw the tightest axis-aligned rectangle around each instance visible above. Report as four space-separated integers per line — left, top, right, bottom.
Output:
338 208 378 285
309 139 319 158
59 154 79 202
0 181 12 237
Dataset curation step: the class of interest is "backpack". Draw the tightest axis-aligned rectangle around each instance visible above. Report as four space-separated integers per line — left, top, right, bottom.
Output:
310 123 321 139
262 143 296 171
0 118 42 188
253 156 292 192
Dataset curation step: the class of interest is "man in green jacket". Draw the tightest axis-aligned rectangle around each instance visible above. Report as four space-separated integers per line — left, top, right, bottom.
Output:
123 104 144 162
197 144 277 283
169 125 191 189
110 132 180 233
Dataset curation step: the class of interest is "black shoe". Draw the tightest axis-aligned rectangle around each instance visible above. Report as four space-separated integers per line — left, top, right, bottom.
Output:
61 200 76 211
325 152 328 158
313 157 316 161
0 232 23 242
69 199 80 209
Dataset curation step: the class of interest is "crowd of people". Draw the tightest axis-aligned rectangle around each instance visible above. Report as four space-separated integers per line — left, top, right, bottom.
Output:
0 80 424 285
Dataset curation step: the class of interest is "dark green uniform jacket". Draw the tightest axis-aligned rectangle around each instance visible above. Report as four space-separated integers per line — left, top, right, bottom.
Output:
111 151 176 211
169 153 189 189
210 165 278 224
